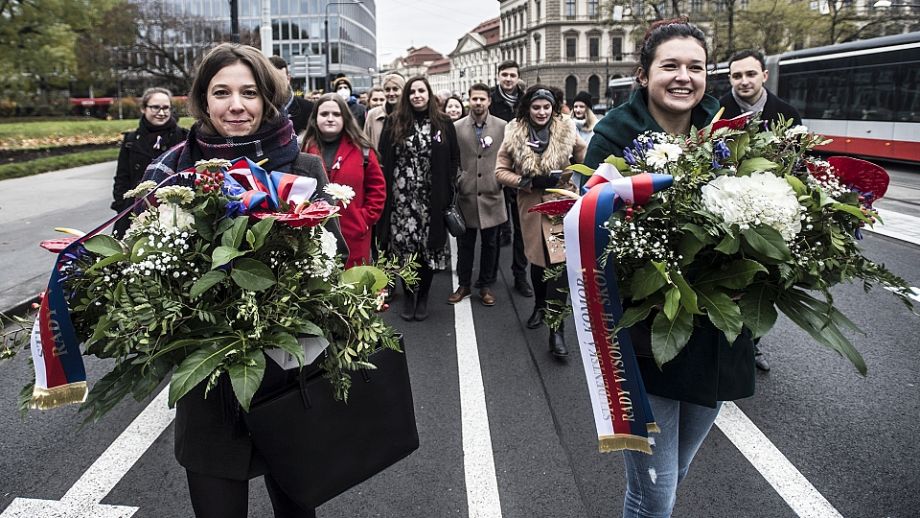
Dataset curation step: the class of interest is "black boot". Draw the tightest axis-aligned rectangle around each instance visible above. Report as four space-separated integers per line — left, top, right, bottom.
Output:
549 328 568 359
526 303 545 329
400 281 417 321
414 267 433 321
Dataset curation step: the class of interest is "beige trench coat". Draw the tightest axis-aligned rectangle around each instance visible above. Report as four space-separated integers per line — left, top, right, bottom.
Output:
454 114 508 229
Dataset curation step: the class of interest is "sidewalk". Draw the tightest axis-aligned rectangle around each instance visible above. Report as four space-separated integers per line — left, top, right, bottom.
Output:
0 161 116 316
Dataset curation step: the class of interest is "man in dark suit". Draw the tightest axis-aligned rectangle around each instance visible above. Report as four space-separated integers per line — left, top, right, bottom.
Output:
269 55 314 135
720 50 802 373
489 60 533 298
719 49 802 128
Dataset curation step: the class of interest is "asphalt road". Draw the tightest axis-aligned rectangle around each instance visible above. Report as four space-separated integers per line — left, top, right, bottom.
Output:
0 161 918 517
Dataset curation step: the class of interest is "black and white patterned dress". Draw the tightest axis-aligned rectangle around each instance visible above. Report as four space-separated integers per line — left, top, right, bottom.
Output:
388 118 451 270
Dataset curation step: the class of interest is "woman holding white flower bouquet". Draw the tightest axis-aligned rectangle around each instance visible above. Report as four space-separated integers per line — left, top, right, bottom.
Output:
584 19 754 518
302 93 387 268
141 43 341 518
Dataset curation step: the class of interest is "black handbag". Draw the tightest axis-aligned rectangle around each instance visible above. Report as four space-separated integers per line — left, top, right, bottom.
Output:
444 187 466 238
244 337 419 508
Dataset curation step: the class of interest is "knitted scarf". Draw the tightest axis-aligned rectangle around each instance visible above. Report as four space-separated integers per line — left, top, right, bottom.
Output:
731 88 768 115
144 117 299 183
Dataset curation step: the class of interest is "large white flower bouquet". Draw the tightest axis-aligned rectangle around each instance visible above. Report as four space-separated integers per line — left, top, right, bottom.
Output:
7 158 414 421
576 115 914 372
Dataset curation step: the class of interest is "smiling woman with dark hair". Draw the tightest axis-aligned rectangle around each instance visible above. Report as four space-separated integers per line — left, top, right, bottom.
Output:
495 84 587 359
376 75 460 322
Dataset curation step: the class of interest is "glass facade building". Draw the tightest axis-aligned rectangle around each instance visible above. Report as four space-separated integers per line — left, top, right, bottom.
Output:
155 0 377 90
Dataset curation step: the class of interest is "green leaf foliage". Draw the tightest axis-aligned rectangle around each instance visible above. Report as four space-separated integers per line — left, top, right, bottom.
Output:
663 287 681 320
739 284 778 339
221 217 248 249
775 289 866 375
698 288 743 344
714 234 741 255
671 272 701 315
342 265 389 293
271 332 306 366
651 308 693 368
604 155 630 172
229 349 266 412
229 258 276 291
741 226 792 263
247 217 275 251
211 245 246 269
85 252 127 273
737 157 779 176
83 235 124 257
190 270 227 299
631 262 668 300
169 342 236 407
696 259 767 290
566 163 597 177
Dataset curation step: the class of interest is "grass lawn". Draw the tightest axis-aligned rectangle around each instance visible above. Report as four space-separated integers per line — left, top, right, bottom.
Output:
0 117 195 150
0 148 121 181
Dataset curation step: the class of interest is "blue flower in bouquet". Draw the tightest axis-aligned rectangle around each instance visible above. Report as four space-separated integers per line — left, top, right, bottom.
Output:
225 200 246 218
712 140 731 169
623 147 637 165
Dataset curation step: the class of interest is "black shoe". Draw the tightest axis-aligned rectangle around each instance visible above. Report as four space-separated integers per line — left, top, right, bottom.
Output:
755 352 771 372
514 278 534 298
549 330 568 359
400 292 416 321
414 292 430 321
526 307 544 329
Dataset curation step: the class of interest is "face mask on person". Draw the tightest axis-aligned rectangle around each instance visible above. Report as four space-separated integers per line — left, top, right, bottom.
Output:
337 86 351 100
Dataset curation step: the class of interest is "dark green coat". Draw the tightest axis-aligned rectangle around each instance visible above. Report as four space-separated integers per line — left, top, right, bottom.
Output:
585 88 755 408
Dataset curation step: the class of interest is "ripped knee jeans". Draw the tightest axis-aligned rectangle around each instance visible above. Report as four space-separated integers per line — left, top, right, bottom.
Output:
621 394 723 518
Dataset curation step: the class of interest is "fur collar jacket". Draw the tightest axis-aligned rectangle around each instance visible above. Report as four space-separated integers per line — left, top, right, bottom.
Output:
502 117 577 178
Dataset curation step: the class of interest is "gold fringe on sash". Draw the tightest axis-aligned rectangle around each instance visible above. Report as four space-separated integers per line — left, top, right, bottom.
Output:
599 434 653 454
30 382 88 409
647 422 660 434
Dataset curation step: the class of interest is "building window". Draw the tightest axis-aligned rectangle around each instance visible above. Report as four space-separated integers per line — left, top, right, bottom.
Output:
611 37 623 61
565 75 578 104
588 0 598 17
565 0 576 18
534 35 541 61
588 75 600 101
535 0 541 21
589 37 599 60
566 36 577 61
690 0 702 11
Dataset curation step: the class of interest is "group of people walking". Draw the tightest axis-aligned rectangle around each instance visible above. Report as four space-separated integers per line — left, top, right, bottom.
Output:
111 15 800 518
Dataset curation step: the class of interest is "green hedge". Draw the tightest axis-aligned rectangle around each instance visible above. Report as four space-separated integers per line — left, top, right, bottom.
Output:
0 148 120 181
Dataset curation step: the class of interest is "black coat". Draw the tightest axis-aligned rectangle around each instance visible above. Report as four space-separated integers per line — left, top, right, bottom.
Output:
173 152 347 480
288 96 315 134
376 117 459 252
489 85 523 122
719 89 802 128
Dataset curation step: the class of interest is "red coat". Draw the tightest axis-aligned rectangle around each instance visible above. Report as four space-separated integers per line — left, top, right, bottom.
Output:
304 135 386 268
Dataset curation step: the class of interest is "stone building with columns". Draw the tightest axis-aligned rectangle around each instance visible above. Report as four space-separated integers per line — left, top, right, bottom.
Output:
498 0 642 106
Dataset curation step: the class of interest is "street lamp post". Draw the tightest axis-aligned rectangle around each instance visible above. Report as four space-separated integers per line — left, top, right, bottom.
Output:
324 1 362 91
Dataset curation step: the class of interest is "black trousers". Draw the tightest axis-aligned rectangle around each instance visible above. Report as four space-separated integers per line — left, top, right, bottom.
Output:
497 187 528 281
530 263 567 309
186 470 316 518
456 225 499 288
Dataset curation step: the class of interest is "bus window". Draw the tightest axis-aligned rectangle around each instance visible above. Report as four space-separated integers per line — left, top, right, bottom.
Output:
896 65 920 122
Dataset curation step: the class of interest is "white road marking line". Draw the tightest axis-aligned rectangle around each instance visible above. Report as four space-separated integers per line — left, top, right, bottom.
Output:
1 386 175 518
867 209 920 246
715 402 843 518
885 286 920 303
449 237 504 518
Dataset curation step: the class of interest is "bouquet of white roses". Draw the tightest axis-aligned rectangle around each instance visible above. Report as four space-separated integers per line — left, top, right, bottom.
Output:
574 115 913 373
9 158 414 421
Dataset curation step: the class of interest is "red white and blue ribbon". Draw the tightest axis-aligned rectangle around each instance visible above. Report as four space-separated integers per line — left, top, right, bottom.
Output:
563 163 672 453
225 157 317 212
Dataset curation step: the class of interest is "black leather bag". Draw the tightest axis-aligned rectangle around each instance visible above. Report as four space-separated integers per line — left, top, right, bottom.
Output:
443 188 466 238
244 337 419 508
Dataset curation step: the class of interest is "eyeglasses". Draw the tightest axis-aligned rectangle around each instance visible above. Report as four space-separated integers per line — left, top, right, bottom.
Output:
146 105 171 113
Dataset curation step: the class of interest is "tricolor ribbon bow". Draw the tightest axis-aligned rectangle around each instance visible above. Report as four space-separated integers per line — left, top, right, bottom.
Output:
532 162 672 454
220 157 319 213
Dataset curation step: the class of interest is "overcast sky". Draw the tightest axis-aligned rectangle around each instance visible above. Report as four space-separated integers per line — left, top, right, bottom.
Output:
375 0 500 65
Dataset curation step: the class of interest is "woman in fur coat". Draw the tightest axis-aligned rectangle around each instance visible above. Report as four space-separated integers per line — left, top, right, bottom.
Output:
495 85 586 358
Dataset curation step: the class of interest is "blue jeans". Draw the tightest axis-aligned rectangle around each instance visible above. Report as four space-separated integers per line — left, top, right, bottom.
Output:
622 395 723 518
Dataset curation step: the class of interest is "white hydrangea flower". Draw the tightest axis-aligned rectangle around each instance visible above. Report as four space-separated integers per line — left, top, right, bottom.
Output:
157 204 195 230
323 183 356 207
701 172 803 241
319 227 338 259
645 142 683 169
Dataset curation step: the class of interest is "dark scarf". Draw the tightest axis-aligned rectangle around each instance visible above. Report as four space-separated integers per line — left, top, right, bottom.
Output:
138 115 179 151
527 121 551 154
499 87 520 113
144 117 300 183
